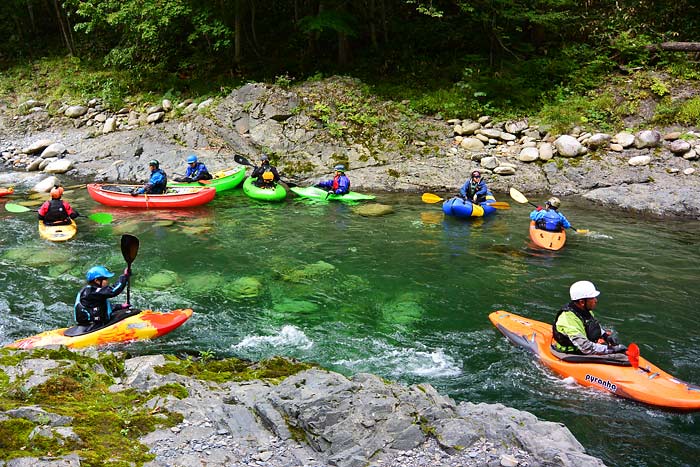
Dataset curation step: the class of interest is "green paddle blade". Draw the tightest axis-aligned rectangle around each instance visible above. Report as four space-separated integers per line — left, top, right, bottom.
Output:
5 203 32 213
88 212 113 224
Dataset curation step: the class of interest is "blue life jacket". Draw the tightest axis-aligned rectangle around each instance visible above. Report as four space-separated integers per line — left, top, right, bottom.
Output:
539 210 562 231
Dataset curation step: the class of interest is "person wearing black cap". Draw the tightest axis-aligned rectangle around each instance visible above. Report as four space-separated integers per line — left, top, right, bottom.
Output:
131 160 168 195
459 170 488 204
250 154 280 188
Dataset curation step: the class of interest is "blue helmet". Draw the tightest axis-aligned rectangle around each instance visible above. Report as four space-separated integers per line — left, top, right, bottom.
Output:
334 164 346 172
187 154 198 164
86 266 114 282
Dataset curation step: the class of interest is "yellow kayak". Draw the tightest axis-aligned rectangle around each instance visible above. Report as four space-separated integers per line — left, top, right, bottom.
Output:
38 219 78 242
6 308 193 349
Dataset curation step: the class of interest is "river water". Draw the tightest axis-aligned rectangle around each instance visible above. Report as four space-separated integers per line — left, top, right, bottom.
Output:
1 185 698 467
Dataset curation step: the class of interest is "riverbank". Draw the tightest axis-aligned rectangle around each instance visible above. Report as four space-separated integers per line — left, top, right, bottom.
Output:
0 349 605 466
1 76 699 219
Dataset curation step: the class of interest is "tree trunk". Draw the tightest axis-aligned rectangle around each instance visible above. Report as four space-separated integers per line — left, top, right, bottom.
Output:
234 0 241 63
52 0 75 55
646 42 700 52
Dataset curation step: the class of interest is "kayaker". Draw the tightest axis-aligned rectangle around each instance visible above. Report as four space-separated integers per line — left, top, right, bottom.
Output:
173 154 212 182
74 266 131 325
316 164 350 195
250 155 280 188
37 186 80 226
552 281 628 357
459 170 488 204
131 160 168 195
530 197 571 232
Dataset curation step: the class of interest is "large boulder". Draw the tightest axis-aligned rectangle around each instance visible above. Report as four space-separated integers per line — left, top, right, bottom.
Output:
554 135 584 157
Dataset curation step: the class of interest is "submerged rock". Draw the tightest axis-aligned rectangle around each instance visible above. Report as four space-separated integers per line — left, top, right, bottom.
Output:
223 276 263 299
141 270 179 290
352 203 394 217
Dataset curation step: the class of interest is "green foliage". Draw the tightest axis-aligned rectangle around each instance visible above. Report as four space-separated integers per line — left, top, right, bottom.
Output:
650 78 670 98
656 97 700 126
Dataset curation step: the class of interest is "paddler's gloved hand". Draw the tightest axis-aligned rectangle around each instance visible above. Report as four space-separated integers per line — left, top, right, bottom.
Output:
130 190 138 196
610 344 628 353
536 206 543 211
123 268 130 278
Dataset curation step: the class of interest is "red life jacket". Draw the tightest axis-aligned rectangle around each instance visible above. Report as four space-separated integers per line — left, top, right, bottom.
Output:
332 175 340 191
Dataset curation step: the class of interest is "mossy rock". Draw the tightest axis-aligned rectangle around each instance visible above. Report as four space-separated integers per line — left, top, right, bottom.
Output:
282 260 335 283
3 246 73 267
141 270 179 290
152 220 175 227
184 273 226 296
181 225 212 235
381 300 425 325
273 298 320 314
352 203 394 217
222 276 263 299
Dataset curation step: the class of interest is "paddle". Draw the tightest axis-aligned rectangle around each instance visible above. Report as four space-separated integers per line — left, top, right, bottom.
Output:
421 192 510 209
234 154 298 188
120 234 139 305
4 203 113 224
508 187 588 234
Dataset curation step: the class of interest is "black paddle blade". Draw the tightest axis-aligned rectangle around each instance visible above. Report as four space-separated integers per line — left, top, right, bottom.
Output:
120 234 140 265
234 154 254 167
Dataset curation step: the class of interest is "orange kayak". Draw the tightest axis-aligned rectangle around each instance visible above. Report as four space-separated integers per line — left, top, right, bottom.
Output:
6 308 192 349
489 310 700 411
529 221 566 250
0 187 14 197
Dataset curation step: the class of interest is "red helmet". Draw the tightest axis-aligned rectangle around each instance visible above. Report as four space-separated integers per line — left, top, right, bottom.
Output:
50 186 64 199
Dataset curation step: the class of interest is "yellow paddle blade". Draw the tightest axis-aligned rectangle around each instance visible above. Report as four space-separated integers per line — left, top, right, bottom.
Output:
490 202 510 210
421 193 444 204
575 229 590 235
509 187 529 204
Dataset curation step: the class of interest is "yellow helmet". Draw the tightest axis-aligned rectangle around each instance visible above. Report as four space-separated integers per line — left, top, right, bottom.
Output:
262 171 274 182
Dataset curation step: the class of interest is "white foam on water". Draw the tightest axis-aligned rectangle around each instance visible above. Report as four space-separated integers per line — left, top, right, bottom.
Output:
334 339 462 379
233 325 313 350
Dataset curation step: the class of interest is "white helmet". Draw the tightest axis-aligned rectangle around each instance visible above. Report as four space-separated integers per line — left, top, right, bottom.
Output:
570 281 600 301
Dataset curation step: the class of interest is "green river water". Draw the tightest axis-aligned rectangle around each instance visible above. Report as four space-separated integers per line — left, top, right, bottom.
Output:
1 185 699 467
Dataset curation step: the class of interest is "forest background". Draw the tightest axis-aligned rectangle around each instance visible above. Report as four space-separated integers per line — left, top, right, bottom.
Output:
1 0 699 132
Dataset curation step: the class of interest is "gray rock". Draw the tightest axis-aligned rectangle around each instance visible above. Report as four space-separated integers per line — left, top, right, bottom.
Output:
554 135 584 157
64 105 88 118
40 143 66 159
44 159 74 174
459 138 484 151
586 133 612 148
635 130 661 148
538 142 554 161
517 147 539 162
493 166 516 175
628 155 651 166
147 112 165 124
668 139 691 154
480 156 499 170
504 119 528 135
613 131 635 148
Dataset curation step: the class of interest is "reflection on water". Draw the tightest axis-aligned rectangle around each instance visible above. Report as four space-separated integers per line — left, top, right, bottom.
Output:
0 188 699 467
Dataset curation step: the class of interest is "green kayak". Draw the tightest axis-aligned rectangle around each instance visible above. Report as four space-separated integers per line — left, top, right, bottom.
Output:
169 167 246 193
242 177 287 202
290 186 375 202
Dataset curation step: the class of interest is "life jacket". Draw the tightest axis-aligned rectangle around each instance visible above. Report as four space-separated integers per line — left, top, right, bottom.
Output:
552 303 604 353
74 286 112 325
332 175 341 191
466 181 478 198
44 199 69 223
536 209 562 232
151 168 168 193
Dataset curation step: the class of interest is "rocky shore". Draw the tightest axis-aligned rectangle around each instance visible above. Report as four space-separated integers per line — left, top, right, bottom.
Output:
0 349 605 467
1 76 698 219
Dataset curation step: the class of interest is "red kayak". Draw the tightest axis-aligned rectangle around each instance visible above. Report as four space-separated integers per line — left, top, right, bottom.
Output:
87 183 215 208
0 187 14 197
